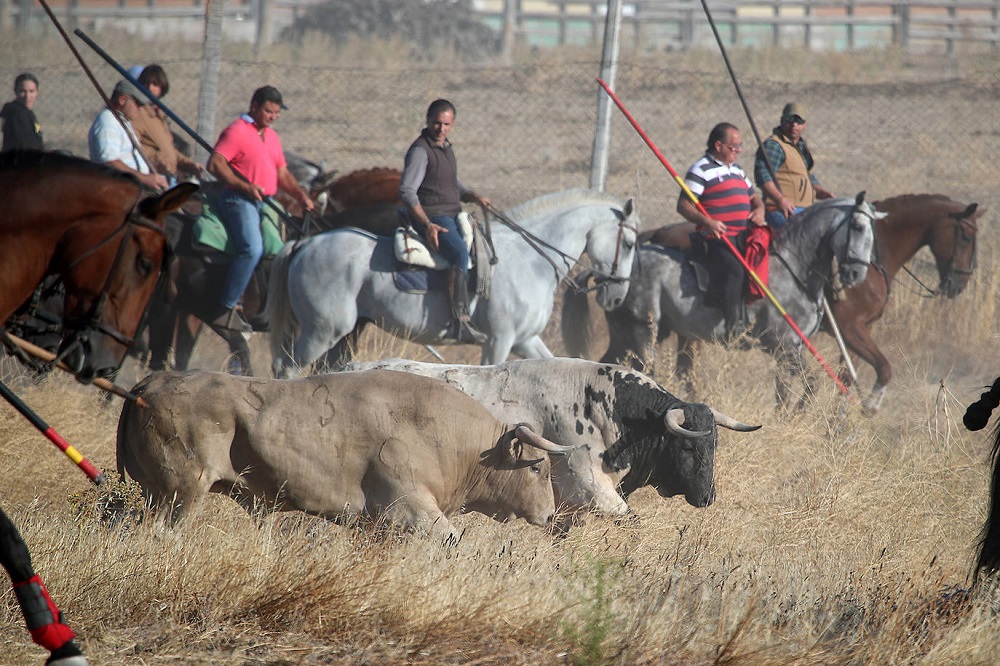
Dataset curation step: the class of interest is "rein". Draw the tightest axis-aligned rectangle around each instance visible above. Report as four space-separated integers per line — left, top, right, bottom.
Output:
895 211 977 298
55 197 170 362
484 202 635 293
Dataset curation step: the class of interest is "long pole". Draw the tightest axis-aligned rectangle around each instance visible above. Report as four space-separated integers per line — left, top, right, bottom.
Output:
697 0 857 388
0 381 104 485
73 28 303 233
35 0 153 171
597 78 850 397
3 332 147 406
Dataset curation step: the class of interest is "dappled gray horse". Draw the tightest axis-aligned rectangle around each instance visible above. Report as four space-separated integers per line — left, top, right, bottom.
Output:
268 188 639 377
563 194 877 408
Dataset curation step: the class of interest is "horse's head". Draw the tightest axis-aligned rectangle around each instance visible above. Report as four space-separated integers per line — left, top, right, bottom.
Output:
589 197 639 310
832 192 878 289
59 183 197 382
930 202 981 298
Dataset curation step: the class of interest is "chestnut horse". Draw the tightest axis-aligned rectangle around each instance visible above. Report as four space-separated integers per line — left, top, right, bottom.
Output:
0 150 194 380
147 167 403 375
593 193 982 412
0 150 192 666
285 167 404 240
827 193 982 412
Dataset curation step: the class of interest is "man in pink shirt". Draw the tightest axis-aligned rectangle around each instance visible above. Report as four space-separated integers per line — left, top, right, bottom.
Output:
206 85 314 332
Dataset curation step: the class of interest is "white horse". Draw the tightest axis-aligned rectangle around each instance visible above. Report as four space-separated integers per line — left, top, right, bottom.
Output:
563 194 879 408
268 188 639 378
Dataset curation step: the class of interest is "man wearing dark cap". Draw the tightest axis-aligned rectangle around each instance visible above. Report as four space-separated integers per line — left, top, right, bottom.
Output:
87 80 168 191
753 102 833 229
206 85 314 333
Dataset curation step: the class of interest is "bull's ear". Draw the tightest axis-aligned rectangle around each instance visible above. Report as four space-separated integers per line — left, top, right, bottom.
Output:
499 427 523 463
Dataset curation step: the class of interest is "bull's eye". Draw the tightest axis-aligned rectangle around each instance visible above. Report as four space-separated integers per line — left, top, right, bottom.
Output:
136 255 156 278
530 463 542 475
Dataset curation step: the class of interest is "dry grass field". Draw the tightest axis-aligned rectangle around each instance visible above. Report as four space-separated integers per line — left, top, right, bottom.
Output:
2 27 1000 665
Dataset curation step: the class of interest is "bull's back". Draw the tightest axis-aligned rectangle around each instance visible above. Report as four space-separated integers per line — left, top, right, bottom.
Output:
118 370 510 519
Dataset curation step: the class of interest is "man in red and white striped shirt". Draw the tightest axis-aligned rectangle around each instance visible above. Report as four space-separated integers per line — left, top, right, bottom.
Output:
678 122 766 343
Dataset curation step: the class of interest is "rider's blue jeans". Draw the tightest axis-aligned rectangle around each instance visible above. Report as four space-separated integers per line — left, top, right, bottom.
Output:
765 206 806 229
218 187 264 309
430 214 469 273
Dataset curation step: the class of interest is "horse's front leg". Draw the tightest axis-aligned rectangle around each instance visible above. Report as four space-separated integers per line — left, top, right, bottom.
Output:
512 335 554 360
224 330 253 376
838 320 891 414
480 330 518 365
676 335 698 399
774 347 807 412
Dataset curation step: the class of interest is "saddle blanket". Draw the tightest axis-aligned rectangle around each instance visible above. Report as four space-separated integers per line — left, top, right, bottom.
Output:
193 188 286 257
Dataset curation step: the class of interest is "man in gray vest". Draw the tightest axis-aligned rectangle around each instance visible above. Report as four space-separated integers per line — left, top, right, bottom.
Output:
400 98 490 344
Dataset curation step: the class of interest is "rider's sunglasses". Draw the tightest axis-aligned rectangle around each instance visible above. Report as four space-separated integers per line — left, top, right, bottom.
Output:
786 115 806 125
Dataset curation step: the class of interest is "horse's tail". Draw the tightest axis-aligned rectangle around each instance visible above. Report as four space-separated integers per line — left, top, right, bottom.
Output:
965 377 1000 584
561 270 595 358
266 240 301 369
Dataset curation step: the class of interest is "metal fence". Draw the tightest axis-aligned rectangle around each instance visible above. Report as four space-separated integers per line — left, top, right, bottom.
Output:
4 53 999 243
5 0 1000 55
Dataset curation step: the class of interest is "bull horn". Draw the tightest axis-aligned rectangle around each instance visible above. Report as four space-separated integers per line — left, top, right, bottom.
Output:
514 424 576 455
663 409 711 438
710 408 762 432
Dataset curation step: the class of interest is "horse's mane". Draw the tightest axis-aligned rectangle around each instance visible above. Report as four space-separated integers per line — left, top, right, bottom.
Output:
771 197 853 250
876 193 952 211
0 149 139 184
505 188 624 223
874 193 983 230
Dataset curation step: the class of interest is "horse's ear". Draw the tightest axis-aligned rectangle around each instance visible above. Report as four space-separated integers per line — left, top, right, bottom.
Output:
855 191 866 206
141 182 200 218
623 197 635 218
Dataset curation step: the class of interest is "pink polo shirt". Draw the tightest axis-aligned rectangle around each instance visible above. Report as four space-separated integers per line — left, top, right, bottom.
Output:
213 115 286 196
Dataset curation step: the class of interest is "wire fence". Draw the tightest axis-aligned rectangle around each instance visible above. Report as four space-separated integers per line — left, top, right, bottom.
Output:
5 55 999 239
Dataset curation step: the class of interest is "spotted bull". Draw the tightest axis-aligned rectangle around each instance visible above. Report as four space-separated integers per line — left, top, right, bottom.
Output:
116 370 574 537
346 358 760 509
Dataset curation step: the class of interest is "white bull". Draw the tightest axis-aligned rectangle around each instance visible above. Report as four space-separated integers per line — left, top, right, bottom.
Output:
116 370 573 537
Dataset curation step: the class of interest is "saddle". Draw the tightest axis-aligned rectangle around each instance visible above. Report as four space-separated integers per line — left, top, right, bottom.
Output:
391 211 495 301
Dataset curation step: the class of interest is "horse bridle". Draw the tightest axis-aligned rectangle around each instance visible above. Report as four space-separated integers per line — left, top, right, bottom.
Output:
54 205 170 364
776 201 874 296
836 202 875 278
937 215 978 286
485 203 637 293
898 213 978 297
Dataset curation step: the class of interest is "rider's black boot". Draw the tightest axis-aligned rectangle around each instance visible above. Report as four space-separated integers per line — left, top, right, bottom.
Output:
448 267 487 344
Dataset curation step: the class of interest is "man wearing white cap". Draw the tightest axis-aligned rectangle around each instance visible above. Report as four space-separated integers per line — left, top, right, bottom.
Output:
87 80 168 191
753 102 833 229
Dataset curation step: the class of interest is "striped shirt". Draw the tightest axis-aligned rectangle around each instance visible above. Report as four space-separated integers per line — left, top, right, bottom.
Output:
683 153 754 233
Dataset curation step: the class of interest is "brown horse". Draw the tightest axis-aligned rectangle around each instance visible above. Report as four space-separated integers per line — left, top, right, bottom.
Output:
287 166 404 239
826 193 982 412
0 150 194 381
0 150 192 666
610 193 982 413
147 167 403 375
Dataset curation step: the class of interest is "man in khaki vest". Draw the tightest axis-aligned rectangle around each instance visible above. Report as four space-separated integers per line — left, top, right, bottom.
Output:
753 102 834 228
